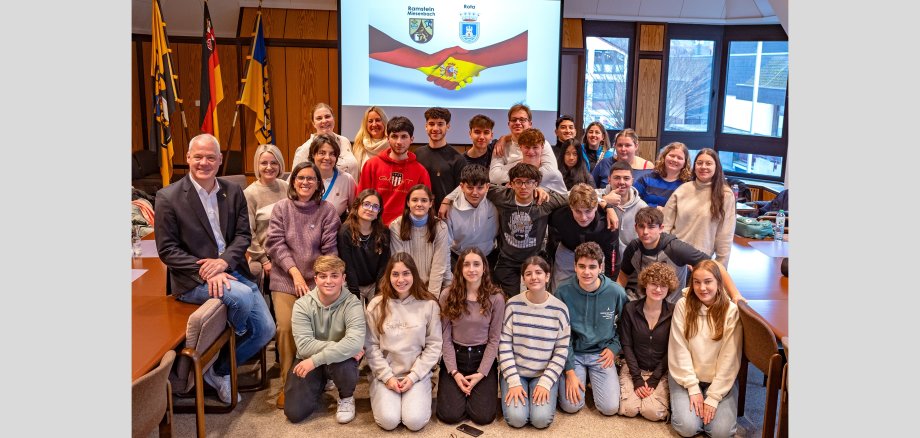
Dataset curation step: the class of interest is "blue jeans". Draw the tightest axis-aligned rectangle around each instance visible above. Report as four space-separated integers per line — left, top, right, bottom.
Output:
557 352 620 415
177 270 276 376
500 376 558 429
668 374 738 438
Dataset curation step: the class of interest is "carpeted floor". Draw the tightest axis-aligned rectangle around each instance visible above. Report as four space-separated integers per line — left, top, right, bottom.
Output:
169 343 771 437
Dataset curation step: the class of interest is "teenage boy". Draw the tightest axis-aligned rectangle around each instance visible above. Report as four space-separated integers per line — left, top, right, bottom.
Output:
413 107 466 206
617 207 745 303
489 104 558 184
601 160 648 254
443 164 499 268
284 255 367 424
358 116 432 225
555 242 628 416
464 114 495 168
549 183 619 291
552 115 577 156
442 162 567 297
491 128 566 194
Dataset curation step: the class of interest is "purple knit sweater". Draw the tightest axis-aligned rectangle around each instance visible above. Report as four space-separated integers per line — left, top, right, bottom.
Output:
266 198 340 295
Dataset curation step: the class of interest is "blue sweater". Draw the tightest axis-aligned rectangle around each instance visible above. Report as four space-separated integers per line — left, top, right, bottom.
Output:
555 275 628 371
634 172 685 208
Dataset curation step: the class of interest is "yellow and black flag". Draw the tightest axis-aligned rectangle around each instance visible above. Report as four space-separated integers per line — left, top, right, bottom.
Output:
238 9 273 145
200 1 223 140
150 0 180 187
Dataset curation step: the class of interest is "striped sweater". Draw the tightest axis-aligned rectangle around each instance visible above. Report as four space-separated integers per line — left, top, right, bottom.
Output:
498 292 571 391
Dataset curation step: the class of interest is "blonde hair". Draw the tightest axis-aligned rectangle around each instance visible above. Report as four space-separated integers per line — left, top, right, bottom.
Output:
567 183 598 209
353 106 389 154
314 255 346 274
252 144 285 181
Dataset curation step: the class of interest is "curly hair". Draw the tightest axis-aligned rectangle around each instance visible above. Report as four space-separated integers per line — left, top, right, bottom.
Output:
441 248 504 321
637 262 678 292
653 142 692 182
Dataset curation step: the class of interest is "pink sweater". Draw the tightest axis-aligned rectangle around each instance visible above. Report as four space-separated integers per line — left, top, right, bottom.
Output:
266 198 340 294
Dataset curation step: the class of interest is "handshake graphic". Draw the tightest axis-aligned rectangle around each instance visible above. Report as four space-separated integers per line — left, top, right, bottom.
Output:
369 26 527 91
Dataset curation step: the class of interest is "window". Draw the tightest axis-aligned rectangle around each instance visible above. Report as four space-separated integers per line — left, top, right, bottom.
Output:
718 151 783 178
665 39 715 133
721 41 788 138
584 37 630 130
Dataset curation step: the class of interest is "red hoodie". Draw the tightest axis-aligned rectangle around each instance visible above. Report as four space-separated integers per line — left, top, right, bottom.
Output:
357 148 432 225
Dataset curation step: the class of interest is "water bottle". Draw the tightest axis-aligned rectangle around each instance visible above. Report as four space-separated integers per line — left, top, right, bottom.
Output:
774 210 785 241
731 183 740 200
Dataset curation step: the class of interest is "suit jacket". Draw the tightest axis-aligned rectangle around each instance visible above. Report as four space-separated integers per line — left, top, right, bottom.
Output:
155 175 253 295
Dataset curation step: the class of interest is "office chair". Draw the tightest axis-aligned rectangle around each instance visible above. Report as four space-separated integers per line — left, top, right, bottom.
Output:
736 301 783 438
133 350 176 438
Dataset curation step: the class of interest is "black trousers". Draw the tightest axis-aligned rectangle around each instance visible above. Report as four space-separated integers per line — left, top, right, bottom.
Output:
493 259 523 298
436 343 498 425
283 357 358 423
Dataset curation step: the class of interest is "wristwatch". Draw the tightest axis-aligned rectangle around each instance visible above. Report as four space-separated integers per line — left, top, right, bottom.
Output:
449 370 458 377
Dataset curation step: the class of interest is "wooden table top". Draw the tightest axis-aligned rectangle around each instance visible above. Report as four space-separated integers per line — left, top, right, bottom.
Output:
132 232 195 381
731 236 788 339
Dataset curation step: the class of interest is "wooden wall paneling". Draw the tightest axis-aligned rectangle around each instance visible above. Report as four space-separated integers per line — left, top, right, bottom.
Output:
140 42 154 153
327 11 338 40
216 44 240 152
264 8 288 38
132 42 145 152
328 48 340 136
266 46 289 165
639 24 665 52
635 58 662 139
284 9 330 39
284 47 310 163
562 18 583 49
239 7 257 36
174 42 200 162
639 140 658 163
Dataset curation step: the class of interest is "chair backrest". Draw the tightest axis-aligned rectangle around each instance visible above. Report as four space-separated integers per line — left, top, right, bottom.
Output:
219 174 247 189
169 299 228 394
737 300 779 371
133 349 176 438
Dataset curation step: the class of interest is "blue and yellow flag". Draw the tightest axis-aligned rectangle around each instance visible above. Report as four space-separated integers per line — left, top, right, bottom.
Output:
150 0 180 187
238 9 273 145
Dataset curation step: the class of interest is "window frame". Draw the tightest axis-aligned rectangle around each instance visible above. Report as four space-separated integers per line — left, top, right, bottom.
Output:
580 21 636 136
714 25 789 182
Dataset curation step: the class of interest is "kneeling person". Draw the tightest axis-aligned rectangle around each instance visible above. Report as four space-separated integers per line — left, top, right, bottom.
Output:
285 256 367 424
555 242 627 416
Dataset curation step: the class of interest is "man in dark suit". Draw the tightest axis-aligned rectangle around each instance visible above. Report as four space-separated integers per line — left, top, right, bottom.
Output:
155 133 275 404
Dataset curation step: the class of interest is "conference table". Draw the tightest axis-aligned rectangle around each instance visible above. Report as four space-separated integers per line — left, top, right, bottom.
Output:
729 235 788 339
132 233 198 381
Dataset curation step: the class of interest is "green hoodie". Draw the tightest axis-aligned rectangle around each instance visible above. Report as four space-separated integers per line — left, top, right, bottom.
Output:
555 274 628 371
291 285 366 367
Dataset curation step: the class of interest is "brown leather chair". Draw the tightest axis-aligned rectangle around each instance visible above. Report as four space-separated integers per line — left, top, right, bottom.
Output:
736 301 783 438
133 350 176 438
169 299 238 438
777 337 789 438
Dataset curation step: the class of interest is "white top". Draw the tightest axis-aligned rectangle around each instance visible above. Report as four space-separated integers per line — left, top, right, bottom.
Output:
292 133 360 181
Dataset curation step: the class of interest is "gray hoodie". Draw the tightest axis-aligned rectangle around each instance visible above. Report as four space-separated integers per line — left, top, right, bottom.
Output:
604 185 648 254
291 286 366 367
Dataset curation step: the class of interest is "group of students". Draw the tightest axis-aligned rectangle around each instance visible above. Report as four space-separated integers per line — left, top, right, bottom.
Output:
155 101 753 437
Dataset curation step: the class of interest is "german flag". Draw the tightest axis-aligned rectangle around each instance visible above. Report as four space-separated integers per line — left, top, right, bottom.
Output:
150 0 180 187
199 2 223 140
238 8 273 145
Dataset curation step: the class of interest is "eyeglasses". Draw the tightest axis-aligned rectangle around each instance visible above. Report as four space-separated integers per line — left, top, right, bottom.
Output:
361 201 381 212
509 117 530 124
511 179 537 188
295 175 318 183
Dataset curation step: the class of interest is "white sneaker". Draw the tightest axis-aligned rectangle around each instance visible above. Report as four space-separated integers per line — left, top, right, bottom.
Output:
203 367 240 404
325 379 336 391
336 396 356 424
